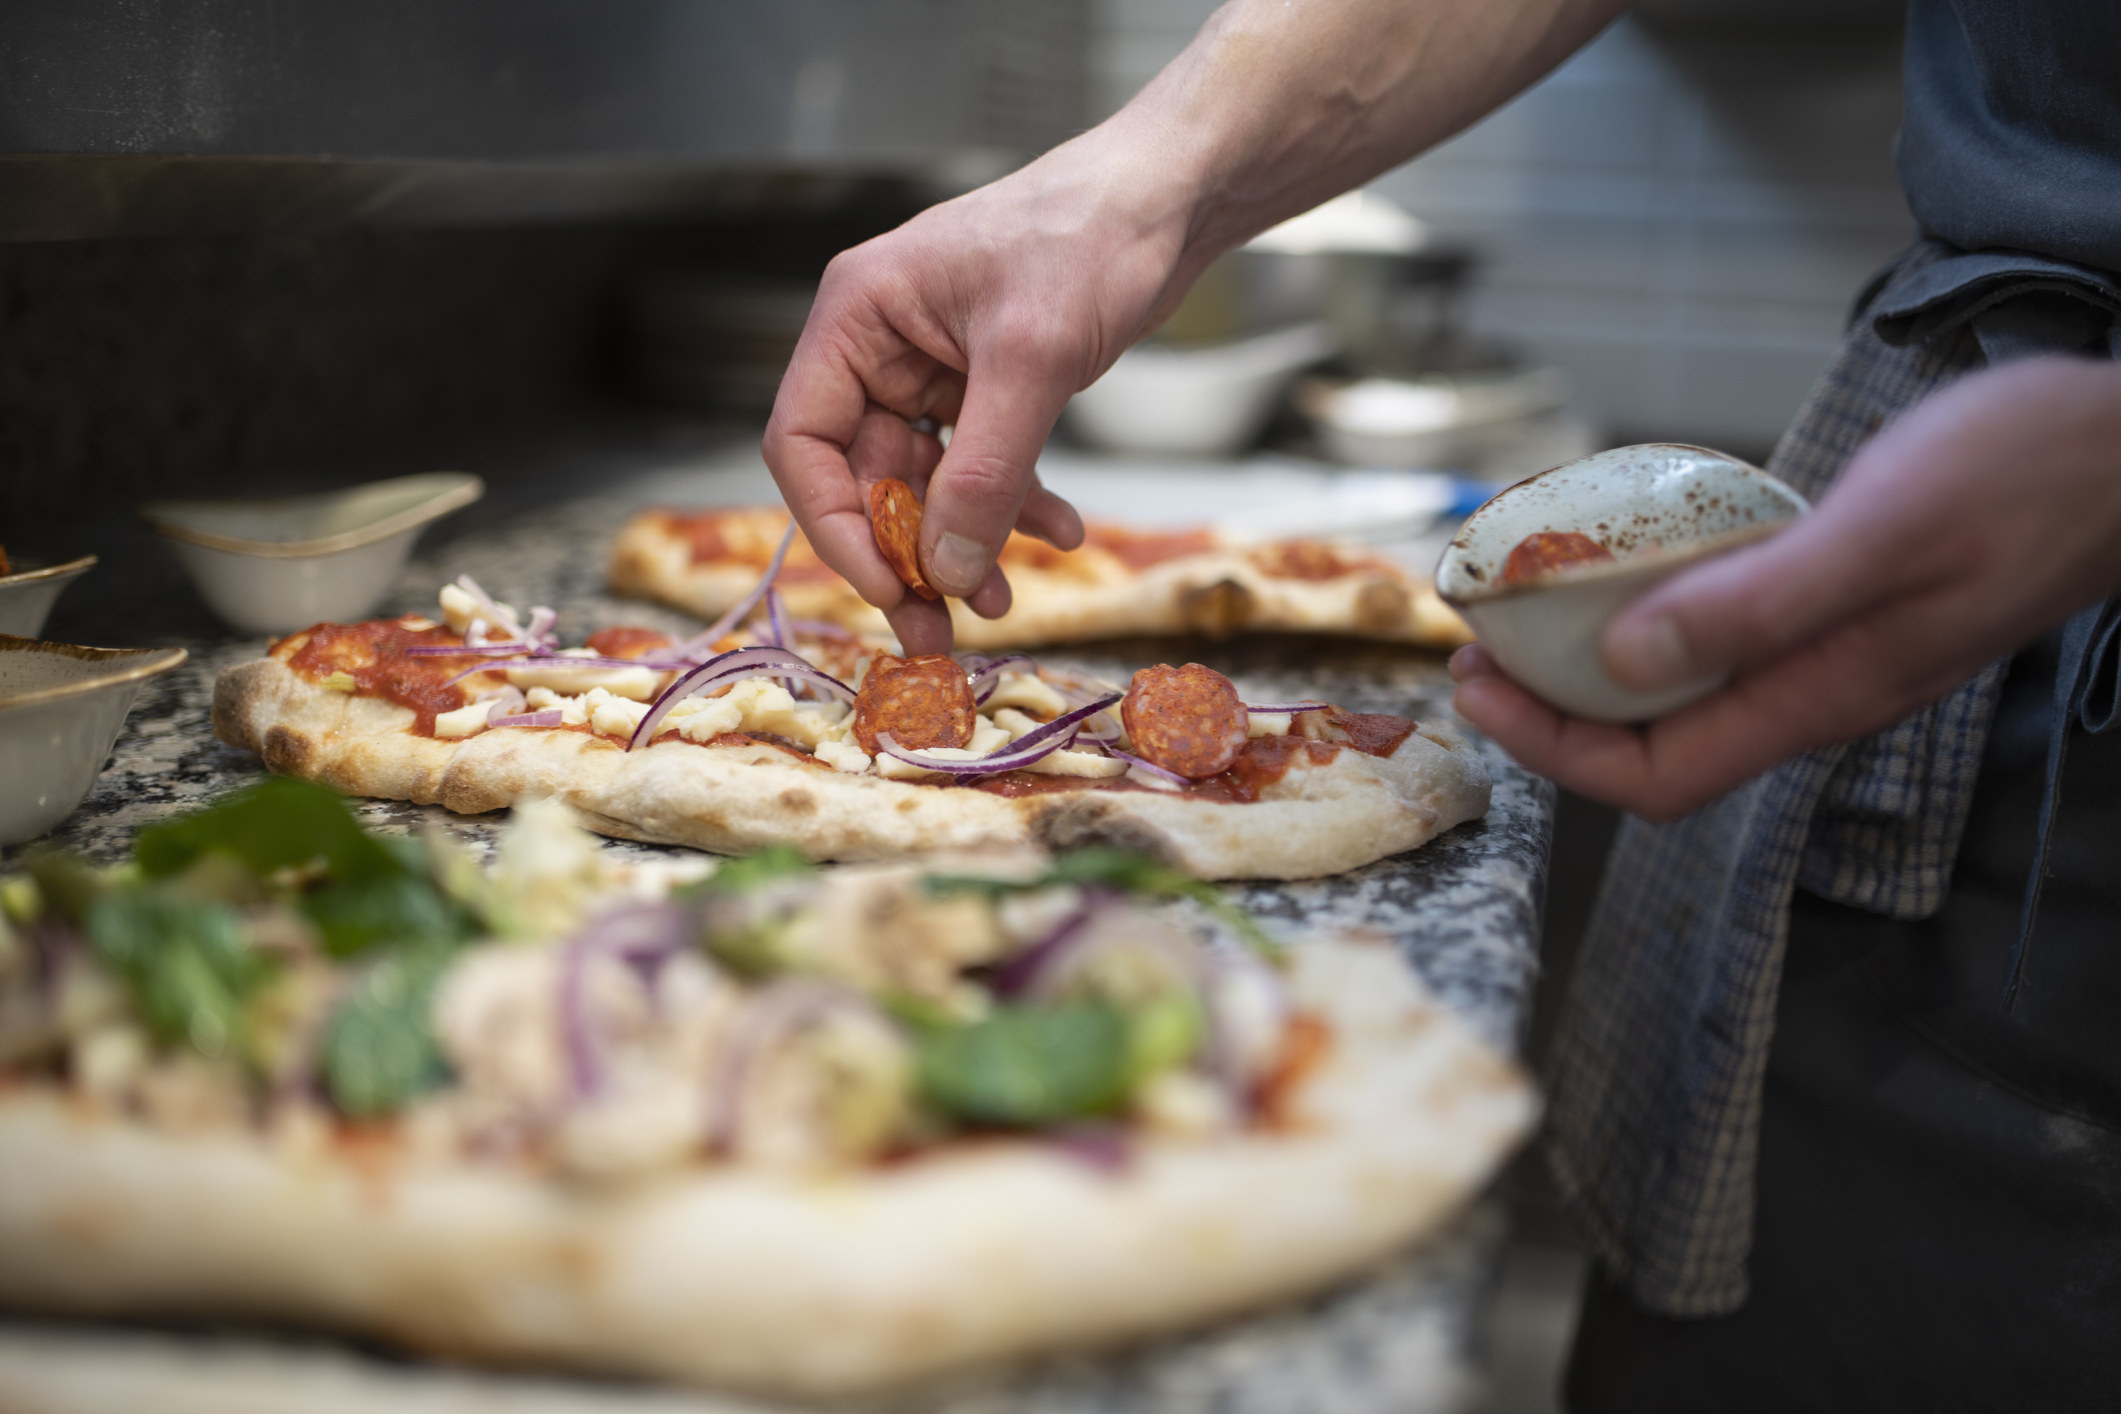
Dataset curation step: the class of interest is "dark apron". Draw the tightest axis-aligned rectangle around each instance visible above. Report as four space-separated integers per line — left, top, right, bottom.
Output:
1563 248 2121 1412
1564 609 2121 1413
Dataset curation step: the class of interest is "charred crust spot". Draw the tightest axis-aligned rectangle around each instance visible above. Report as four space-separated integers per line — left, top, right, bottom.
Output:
1029 798 1177 862
261 724 313 775
1355 579 1412 633
1177 579 1256 638
895 797 919 812
776 788 818 814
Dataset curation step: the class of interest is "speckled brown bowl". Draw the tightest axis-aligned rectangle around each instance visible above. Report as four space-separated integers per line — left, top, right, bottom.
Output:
1435 444 1808 722
0 635 187 846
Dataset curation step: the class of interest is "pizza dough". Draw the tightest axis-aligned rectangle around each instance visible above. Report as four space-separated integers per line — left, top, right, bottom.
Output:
609 508 1473 651
0 934 1534 1399
211 655 1492 881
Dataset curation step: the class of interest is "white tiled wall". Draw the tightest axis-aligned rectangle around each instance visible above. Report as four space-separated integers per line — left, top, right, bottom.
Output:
1090 4 1916 454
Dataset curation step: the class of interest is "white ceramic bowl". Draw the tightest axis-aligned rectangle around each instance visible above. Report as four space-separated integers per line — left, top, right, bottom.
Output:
1064 324 1335 457
1435 444 1809 722
141 471 483 635
0 635 188 846
0 554 97 638
1296 368 1572 470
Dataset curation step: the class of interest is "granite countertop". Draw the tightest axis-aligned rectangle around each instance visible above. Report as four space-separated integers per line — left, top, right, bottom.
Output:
4 442 1554 1414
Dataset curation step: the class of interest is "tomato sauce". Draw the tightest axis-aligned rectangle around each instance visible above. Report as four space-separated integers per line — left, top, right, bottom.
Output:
1499 530 1613 586
1255 1011 1334 1128
667 509 841 583
1184 734 1341 803
1247 541 1381 582
584 626 674 660
1084 524 1217 571
998 524 1217 575
279 617 495 735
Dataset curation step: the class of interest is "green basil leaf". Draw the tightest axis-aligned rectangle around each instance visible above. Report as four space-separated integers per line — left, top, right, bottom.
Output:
319 945 454 1119
1125 992 1204 1084
915 1002 1132 1127
684 844 815 898
300 871 481 960
926 846 1281 958
84 890 278 1062
135 778 406 886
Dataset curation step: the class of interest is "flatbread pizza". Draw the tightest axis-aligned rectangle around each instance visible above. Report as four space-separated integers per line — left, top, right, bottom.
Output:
210 568 1489 881
608 501 1472 651
0 787 1536 1398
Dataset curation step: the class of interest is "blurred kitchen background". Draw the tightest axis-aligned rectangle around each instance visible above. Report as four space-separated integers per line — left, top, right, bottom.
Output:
1 3 1912 1410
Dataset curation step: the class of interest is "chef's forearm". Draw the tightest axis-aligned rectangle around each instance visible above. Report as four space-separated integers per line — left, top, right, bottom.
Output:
1102 0 1628 275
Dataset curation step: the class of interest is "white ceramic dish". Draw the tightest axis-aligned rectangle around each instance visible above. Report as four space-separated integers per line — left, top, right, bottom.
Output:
0 635 188 846
0 554 97 638
1297 368 1571 470
1064 324 1335 458
1435 444 1809 722
141 472 483 635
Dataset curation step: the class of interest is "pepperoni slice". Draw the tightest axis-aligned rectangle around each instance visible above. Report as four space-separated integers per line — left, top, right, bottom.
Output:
853 653 977 755
869 479 941 601
1121 663 1251 779
1500 531 1613 586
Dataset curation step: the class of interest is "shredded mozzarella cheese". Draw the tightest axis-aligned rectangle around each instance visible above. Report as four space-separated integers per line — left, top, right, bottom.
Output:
434 698 497 738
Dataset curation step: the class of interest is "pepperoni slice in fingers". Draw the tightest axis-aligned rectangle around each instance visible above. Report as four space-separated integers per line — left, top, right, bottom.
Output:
853 653 977 755
869 478 941 600
1121 663 1251 779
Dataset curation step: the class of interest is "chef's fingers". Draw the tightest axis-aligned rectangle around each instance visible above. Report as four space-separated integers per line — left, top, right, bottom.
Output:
1459 587 1986 820
765 329 914 611
963 564 1014 621
884 594 957 658
1014 477 1087 551
847 401 947 495
918 355 1079 597
1597 499 1921 697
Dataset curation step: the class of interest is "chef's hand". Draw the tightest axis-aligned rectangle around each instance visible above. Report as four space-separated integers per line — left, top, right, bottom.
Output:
1452 356 2121 821
763 0 1627 654
760 129 1191 654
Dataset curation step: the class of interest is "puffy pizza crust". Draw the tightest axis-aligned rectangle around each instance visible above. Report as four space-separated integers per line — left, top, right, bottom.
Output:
608 513 1473 652
211 659 1491 881
0 938 1536 1399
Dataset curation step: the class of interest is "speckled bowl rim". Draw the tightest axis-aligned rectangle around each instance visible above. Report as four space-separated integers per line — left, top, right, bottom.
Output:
0 553 98 588
1437 445 1806 608
139 472 484 559
0 635 189 713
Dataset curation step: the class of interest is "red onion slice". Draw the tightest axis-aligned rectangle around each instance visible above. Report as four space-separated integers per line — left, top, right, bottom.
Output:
705 978 879 1154
626 646 855 751
489 709 565 728
451 574 538 647
991 891 1115 997
1106 746 1189 787
966 653 1036 704
874 692 1122 778
558 903 694 1099
403 641 549 658
1245 702 1329 714
669 522 798 665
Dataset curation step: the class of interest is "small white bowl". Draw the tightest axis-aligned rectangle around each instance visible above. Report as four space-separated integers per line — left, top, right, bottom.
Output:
1297 367 1571 469
142 472 483 635
1065 324 1335 457
0 554 97 638
1435 444 1809 722
0 635 188 846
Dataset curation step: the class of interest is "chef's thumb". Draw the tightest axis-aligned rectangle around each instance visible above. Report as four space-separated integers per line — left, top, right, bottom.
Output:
917 368 1075 597
1600 512 1885 693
